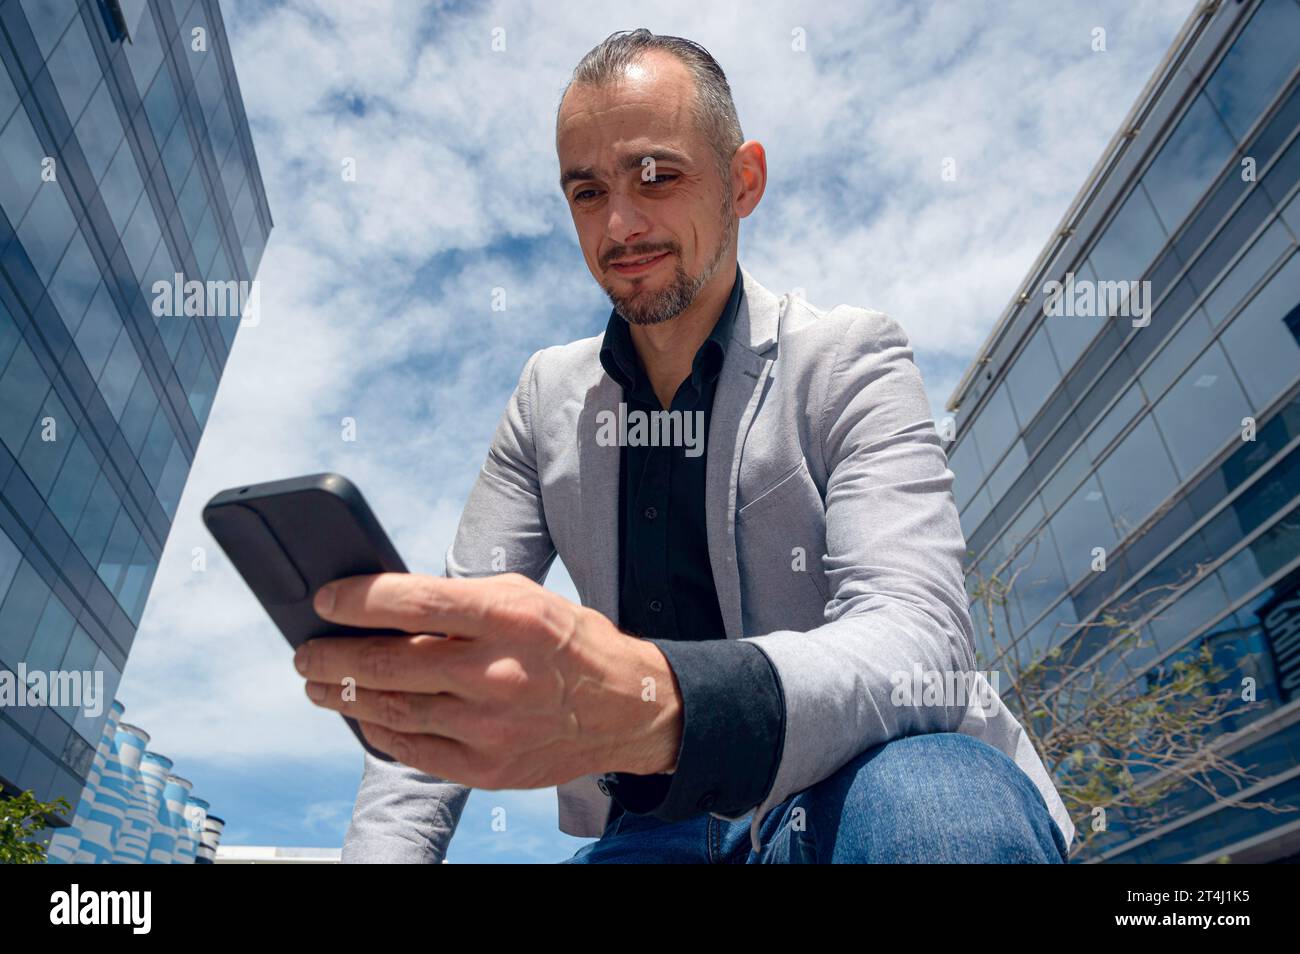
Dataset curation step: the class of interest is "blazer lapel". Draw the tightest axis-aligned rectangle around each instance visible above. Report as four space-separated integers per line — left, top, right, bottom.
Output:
576 372 624 625
579 265 785 639
706 266 782 639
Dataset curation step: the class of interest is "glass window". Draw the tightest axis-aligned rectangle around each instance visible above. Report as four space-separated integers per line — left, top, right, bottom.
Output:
1050 476 1117 585
961 486 992 541
0 338 49 456
74 284 123 380
1215 542 1264 604
16 180 77 284
1086 384 1144 461
1005 324 1062 427
156 439 188 519
1219 251 1300 410
161 114 196 194
123 4 164 93
1283 188 1300 238
0 104 47 231
230 176 255 240
42 13 97 126
101 140 145 235
0 529 19 604
178 169 206 235
1043 259 1108 372
118 370 159 454
99 329 143 421
25 597 74 672
1097 416 1179 538
139 408 175 484
1008 524 1070 637
123 201 162 283
116 537 155 620
1040 440 1090 514
194 48 226 120
1204 0 1300 142
1152 341 1252 480
97 509 140 594
18 0 74 61
1147 570 1228 653
1203 217 1292 326
142 67 181 148
192 205 219 273
985 438 1027 506
19 388 72 495
1089 184 1168 286
970 382 1019 476
0 49 19 128
241 216 267 274
48 231 101 335
72 82 124 185
207 94 237 169
0 561 49 664
48 434 98 534
187 354 217 425
220 136 245 207
1139 307 1214 401
73 472 119 566
1142 93 1237 233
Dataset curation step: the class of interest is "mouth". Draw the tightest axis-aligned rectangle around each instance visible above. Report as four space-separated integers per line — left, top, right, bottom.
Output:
609 251 671 276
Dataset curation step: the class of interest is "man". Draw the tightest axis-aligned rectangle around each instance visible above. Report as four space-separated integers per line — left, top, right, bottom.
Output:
297 29 1075 863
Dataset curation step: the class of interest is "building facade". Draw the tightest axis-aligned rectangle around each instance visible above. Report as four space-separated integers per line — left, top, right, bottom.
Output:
945 0 1300 863
0 0 270 824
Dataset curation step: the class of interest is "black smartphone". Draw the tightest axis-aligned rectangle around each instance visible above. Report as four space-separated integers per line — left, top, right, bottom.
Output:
202 472 407 762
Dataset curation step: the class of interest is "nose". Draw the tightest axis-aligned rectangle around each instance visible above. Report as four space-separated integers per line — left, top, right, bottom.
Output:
604 191 651 252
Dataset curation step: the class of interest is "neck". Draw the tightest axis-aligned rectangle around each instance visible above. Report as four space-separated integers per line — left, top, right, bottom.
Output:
628 259 736 409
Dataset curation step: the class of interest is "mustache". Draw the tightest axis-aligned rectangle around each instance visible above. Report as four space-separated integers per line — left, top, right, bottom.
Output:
603 247 676 266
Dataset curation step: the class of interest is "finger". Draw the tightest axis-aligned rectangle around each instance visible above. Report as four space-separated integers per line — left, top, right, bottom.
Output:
360 722 476 783
313 573 525 637
294 633 473 694
303 682 478 741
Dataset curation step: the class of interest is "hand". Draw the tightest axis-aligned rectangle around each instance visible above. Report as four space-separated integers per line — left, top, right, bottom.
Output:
295 572 683 790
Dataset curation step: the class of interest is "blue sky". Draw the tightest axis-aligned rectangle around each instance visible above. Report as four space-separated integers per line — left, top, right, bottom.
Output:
114 0 1190 862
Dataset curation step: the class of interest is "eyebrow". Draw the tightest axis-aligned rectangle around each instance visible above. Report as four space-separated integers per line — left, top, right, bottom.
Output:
559 148 693 192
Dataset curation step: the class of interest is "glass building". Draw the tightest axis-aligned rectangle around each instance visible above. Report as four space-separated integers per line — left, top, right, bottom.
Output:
946 0 1300 863
0 0 270 828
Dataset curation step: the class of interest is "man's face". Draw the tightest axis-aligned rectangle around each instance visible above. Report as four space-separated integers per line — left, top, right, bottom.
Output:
556 52 735 326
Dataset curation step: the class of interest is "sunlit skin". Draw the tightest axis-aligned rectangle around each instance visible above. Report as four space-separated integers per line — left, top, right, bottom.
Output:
297 51 768 795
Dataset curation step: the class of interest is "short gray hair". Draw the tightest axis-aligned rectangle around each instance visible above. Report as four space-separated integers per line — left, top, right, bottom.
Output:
558 28 744 182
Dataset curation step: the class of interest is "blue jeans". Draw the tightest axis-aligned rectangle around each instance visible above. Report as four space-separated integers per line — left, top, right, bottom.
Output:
561 731 1069 863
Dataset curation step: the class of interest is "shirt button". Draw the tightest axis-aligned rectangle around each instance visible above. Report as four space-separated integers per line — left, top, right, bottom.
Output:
648 599 663 613
644 506 657 520
597 778 611 796
698 791 717 810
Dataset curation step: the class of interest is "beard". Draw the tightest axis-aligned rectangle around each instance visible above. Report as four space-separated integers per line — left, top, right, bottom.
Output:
602 197 737 327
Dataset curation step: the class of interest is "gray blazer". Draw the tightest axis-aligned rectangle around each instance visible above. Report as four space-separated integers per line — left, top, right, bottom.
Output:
340 266 1076 862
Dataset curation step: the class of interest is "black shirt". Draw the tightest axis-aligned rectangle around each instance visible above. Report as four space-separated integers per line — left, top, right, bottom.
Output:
596 262 786 823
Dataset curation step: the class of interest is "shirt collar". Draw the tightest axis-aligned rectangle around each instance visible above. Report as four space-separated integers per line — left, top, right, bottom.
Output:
599 261 744 395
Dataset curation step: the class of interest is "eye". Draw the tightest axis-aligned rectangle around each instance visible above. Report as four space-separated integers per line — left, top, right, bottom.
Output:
574 189 601 203
644 173 678 186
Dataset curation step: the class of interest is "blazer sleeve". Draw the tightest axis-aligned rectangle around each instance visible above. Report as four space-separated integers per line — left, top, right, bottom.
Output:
741 309 978 835
341 349 557 863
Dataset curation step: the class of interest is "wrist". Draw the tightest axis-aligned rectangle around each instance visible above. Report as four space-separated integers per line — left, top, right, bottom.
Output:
619 634 684 776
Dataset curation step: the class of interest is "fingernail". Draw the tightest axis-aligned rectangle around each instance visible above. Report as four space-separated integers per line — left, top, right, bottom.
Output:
294 644 309 675
314 583 336 617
